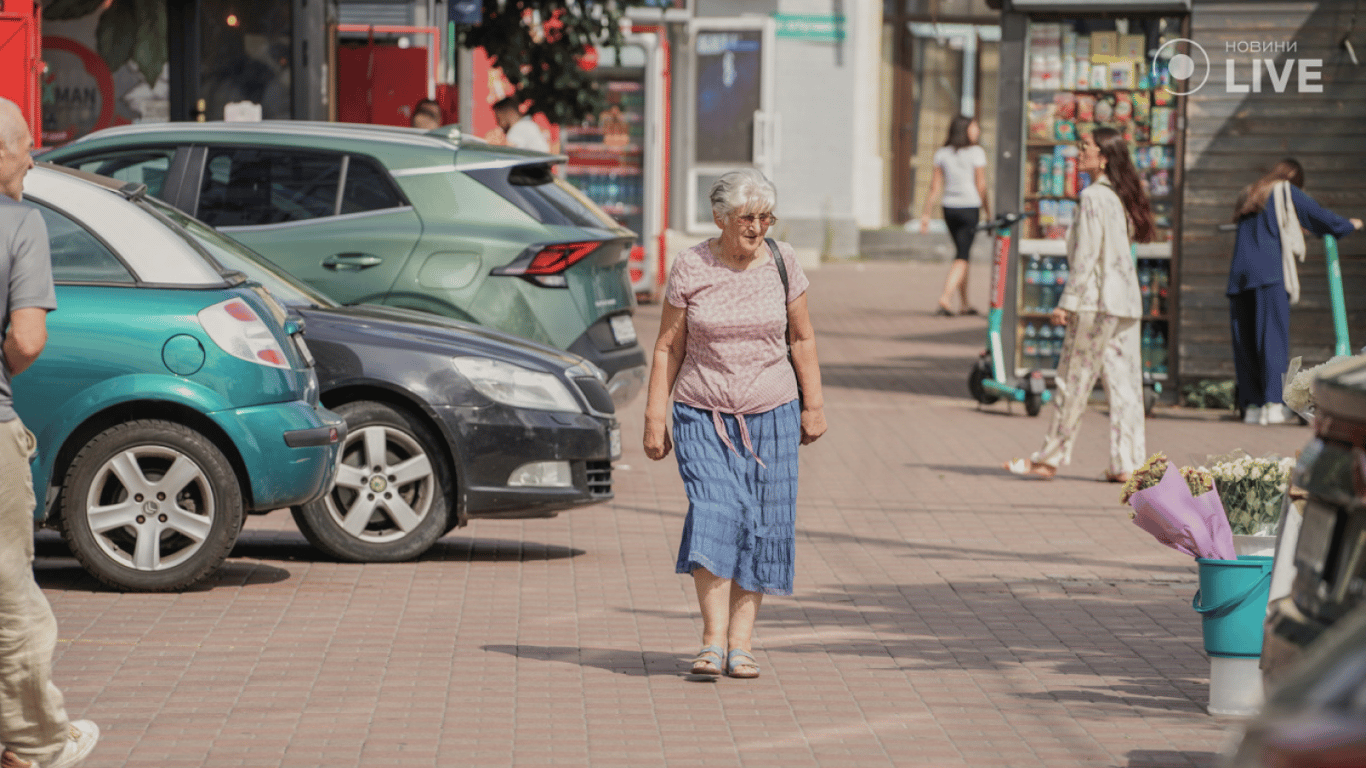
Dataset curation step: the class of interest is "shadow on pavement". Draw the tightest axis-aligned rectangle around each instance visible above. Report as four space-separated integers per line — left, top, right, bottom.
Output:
633 580 1210 715
1124 749 1222 767
481 644 687 678
228 529 586 564
613 503 1194 579
821 357 972 398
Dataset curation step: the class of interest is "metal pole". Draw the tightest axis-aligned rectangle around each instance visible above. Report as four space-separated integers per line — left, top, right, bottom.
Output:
1324 234 1351 356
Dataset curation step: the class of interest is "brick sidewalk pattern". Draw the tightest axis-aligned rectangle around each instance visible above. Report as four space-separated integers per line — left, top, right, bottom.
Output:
31 260 1312 767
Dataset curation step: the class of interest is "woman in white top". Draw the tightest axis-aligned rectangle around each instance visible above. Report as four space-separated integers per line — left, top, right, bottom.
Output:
920 115 990 316
1005 127 1153 482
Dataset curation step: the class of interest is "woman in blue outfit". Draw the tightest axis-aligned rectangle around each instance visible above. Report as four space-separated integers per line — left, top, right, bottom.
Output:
643 169 826 680
1228 159 1361 424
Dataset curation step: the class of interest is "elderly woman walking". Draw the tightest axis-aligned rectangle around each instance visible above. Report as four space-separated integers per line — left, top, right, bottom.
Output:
643 169 826 679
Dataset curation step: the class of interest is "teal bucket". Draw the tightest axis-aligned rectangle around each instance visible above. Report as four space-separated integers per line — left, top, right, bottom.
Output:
1192 555 1274 658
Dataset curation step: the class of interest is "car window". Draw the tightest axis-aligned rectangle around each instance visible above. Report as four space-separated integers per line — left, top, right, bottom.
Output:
465 163 620 230
24 201 135 283
340 156 406 215
143 197 338 309
197 148 341 227
67 148 176 199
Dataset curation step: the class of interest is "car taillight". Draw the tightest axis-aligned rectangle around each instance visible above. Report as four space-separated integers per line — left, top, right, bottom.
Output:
524 242 599 275
198 298 292 369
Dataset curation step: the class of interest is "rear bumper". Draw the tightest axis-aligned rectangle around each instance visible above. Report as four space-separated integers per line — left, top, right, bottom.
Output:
567 314 646 407
433 404 615 521
209 401 346 510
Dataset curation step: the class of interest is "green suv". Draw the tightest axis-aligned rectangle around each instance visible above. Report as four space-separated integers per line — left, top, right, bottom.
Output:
41 122 646 405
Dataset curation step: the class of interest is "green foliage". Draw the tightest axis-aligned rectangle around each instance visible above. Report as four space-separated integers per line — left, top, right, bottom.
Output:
45 0 168 86
458 1 634 125
1182 379 1236 410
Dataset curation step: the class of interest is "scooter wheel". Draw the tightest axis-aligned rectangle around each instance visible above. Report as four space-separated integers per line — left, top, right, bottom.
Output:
968 358 1000 405
1024 391 1044 417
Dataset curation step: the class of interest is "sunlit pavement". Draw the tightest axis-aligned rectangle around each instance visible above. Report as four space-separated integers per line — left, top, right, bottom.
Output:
34 258 1311 767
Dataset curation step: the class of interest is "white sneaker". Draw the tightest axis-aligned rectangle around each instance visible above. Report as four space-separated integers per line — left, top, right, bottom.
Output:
3 721 99 768
1243 405 1264 425
1264 403 1295 425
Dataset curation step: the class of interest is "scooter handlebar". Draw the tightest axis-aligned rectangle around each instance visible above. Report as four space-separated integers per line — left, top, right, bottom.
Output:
976 212 1029 232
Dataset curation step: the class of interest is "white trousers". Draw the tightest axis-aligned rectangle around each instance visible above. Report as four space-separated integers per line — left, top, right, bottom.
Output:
1031 312 1146 475
0 418 70 763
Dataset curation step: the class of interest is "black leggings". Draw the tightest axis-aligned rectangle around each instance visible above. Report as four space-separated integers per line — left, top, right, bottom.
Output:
943 207 980 261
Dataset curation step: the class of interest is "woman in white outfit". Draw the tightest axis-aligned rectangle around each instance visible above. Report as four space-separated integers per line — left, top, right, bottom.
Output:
920 115 990 316
1004 127 1152 482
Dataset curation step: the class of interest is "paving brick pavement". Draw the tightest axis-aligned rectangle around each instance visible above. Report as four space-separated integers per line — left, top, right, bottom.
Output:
28 259 1314 768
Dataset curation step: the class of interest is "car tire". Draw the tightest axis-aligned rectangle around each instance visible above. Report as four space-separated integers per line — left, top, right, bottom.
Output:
59 420 244 591
292 401 450 562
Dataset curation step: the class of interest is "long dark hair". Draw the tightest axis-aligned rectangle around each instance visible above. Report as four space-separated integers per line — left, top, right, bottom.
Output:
1233 158 1304 221
943 115 976 149
1093 127 1154 244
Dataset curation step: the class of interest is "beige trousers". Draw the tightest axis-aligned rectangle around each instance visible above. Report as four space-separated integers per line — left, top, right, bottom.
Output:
0 418 70 763
1031 312 1146 475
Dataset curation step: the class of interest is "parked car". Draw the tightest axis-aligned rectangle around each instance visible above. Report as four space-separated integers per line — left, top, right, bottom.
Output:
39 121 647 407
145 193 621 562
1262 355 1366 678
16 165 345 591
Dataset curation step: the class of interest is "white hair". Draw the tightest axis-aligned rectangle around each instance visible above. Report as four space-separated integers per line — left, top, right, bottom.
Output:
0 97 25 153
709 169 777 221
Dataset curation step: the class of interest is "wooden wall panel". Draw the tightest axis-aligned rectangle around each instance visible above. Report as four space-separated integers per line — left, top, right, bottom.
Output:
1179 1 1366 381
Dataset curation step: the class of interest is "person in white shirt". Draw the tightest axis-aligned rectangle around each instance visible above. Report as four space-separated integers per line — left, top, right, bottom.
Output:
1004 127 1152 483
920 115 990 316
493 96 550 153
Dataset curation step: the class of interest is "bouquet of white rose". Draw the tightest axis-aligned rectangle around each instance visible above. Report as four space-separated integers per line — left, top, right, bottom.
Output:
1283 355 1353 420
1200 453 1295 536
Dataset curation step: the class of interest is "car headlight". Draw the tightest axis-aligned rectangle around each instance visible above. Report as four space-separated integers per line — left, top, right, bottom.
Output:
567 359 607 383
452 357 581 413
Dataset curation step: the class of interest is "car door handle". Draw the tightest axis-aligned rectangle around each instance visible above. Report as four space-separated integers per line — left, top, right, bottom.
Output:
322 253 382 271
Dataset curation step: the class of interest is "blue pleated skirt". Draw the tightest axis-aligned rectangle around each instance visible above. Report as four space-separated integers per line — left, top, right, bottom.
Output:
672 400 800 596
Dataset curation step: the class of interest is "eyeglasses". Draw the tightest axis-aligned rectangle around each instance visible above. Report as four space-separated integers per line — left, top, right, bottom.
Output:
735 213 778 227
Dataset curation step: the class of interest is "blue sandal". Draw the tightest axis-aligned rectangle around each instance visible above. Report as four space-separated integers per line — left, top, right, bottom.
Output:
726 649 760 679
690 644 724 676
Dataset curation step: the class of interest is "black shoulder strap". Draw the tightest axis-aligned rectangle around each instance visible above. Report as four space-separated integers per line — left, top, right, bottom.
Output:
767 237 789 296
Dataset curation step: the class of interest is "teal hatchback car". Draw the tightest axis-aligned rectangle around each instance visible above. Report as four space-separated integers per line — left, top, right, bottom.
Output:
17 165 345 591
41 122 647 406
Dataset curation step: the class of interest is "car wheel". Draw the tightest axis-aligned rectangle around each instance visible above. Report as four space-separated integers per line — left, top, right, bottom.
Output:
60 420 244 591
292 401 450 562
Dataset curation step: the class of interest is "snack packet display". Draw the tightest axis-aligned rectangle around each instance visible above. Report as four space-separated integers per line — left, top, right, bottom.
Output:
1076 93 1096 121
1028 98 1056 140
1113 91 1133 122
1131 90 1151 123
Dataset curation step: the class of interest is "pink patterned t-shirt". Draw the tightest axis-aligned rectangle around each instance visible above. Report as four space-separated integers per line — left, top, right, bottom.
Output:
666 239 809 460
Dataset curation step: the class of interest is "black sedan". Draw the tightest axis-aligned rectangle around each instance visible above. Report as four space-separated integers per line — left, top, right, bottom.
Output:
150 198 619 562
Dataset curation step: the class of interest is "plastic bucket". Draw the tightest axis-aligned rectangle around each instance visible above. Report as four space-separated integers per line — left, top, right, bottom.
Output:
1192 555 1274 658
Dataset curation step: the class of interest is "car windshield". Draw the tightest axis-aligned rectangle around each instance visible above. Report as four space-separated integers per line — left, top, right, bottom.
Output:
142 197 339 309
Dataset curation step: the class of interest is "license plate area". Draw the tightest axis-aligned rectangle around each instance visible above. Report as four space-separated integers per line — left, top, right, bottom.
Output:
609 426 622 460
609 314 637 346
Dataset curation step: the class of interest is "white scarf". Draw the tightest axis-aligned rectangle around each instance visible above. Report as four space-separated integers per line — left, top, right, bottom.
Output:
1274 180 1306 304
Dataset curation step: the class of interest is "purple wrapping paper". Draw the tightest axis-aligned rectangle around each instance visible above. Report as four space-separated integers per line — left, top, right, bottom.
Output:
1128 462 1236 560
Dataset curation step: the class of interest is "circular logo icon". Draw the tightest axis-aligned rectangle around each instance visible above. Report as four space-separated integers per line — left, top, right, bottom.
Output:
1153 38 1210 96
369 476 388 493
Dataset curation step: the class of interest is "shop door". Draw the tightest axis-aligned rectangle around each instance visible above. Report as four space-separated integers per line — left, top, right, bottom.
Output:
0 0 41 144
336 44 429 126
890 23 999 225
686 18 775 232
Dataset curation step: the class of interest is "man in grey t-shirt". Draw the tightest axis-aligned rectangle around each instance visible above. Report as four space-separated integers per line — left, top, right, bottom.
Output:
0 97 98 768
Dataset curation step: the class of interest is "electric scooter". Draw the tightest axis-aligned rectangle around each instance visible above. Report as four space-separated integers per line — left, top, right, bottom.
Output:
1324 233 1352 355
968 212 1052 416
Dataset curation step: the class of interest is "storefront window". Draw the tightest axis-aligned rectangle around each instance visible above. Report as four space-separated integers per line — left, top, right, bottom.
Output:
199 0 293 121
